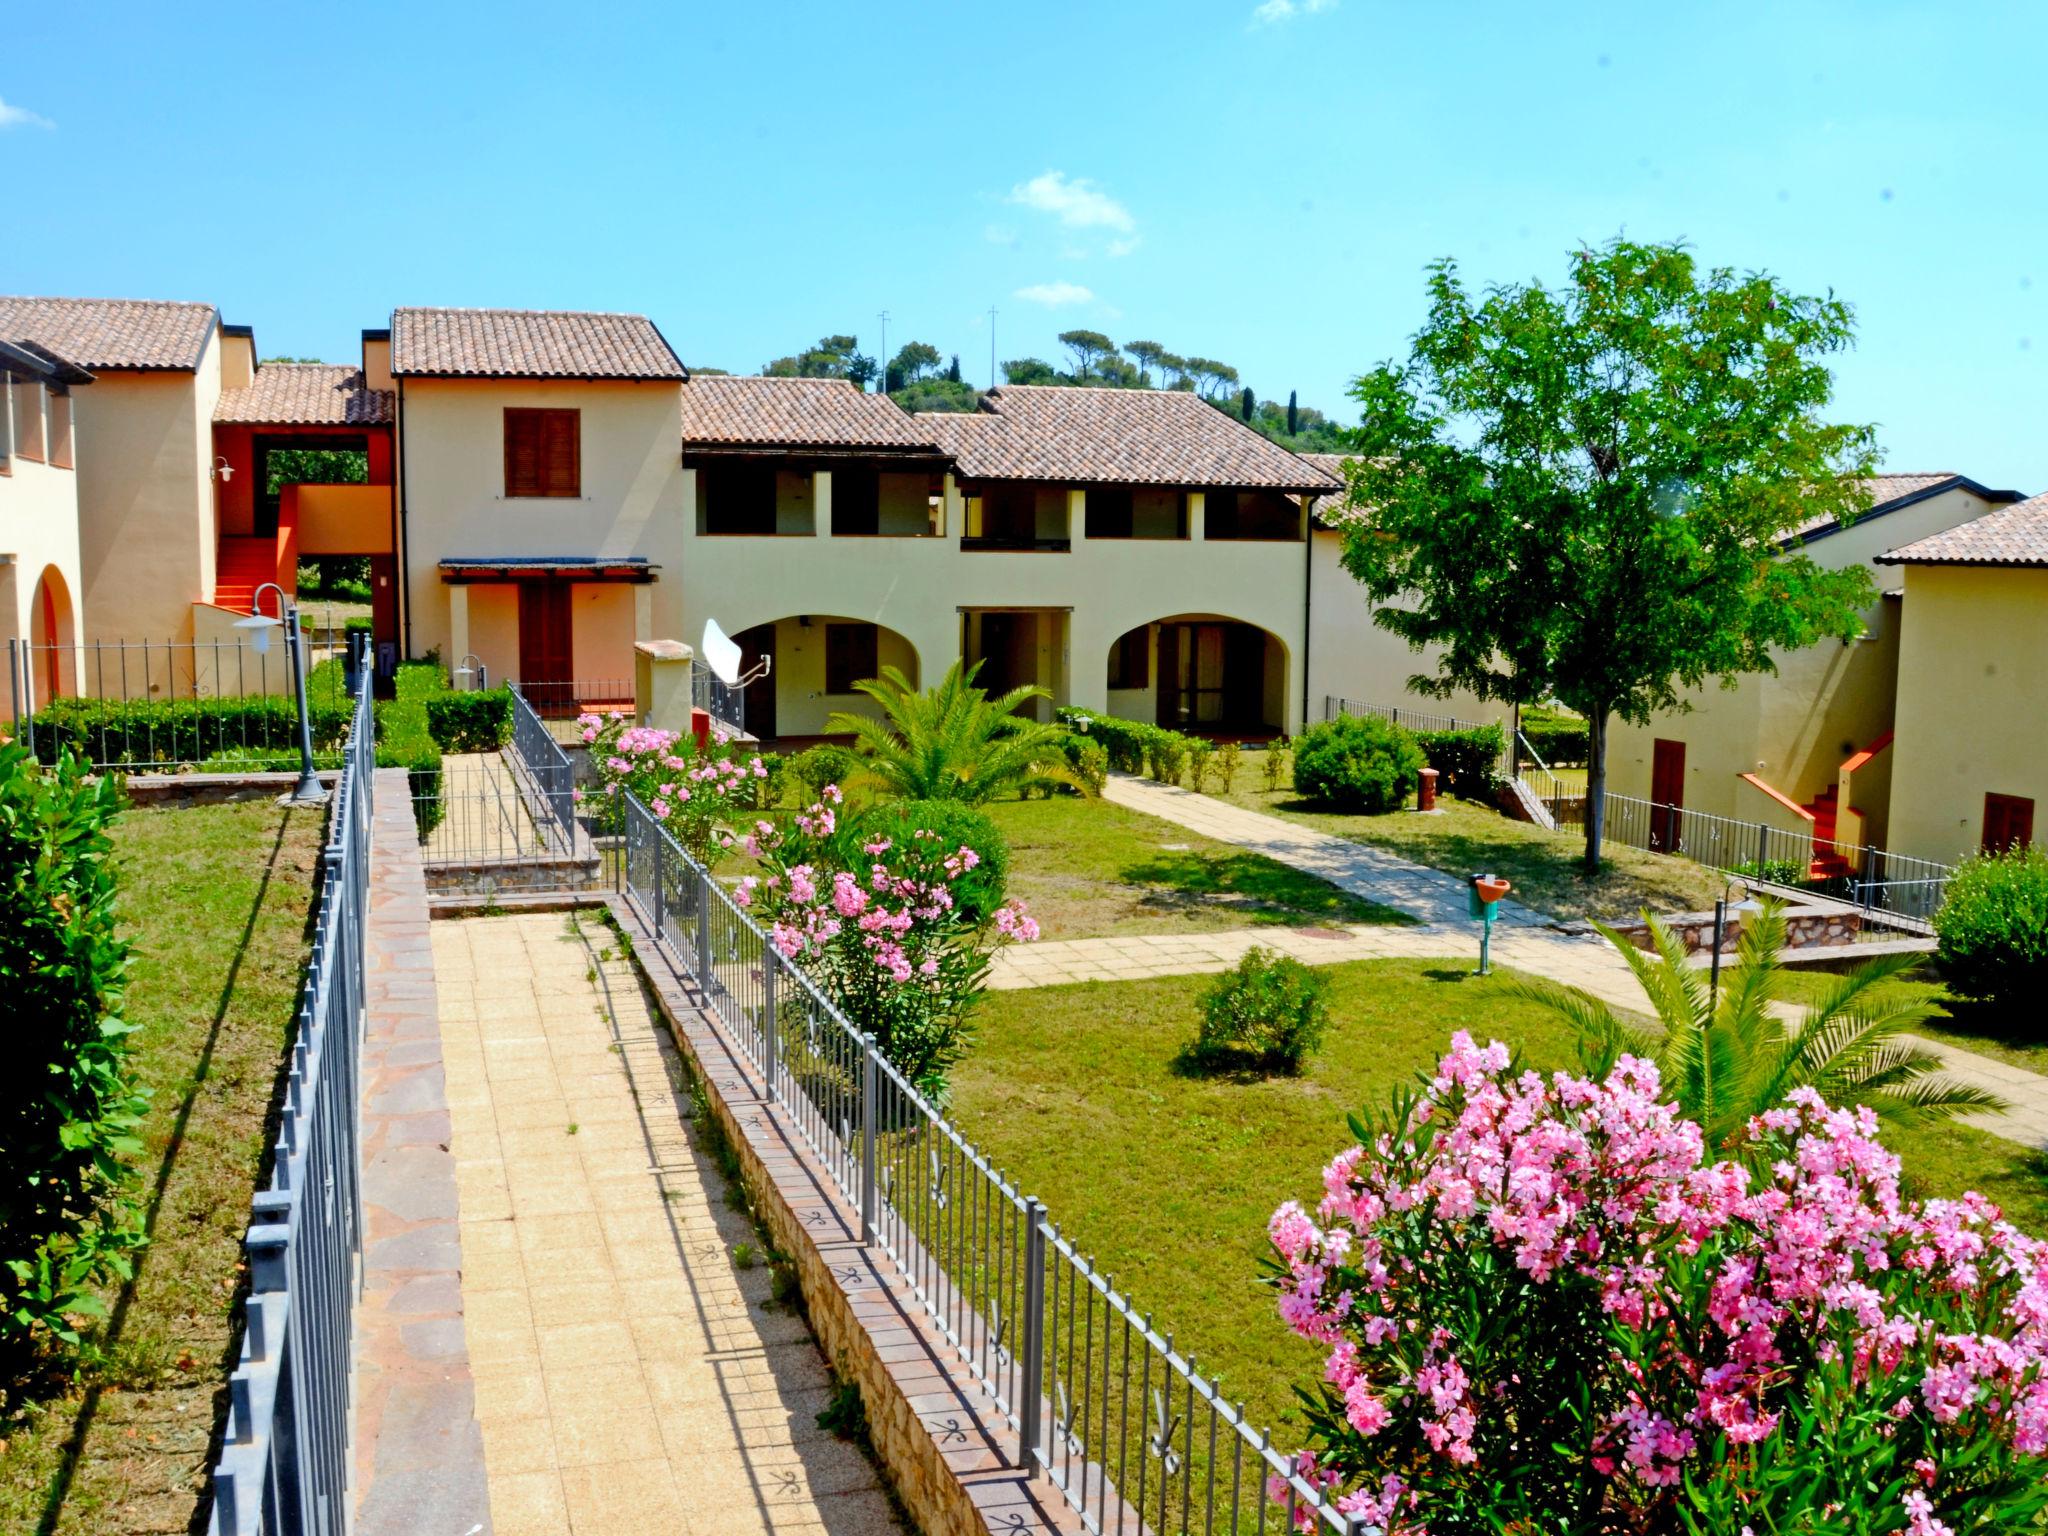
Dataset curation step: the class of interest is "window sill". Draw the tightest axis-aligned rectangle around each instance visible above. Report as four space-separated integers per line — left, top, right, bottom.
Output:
693 530 819 538
959 538 1072 553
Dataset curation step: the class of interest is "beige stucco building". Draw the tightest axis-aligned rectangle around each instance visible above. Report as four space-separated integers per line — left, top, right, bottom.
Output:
1879 493 2048 866
1603 475 2025 869
1 337 93 712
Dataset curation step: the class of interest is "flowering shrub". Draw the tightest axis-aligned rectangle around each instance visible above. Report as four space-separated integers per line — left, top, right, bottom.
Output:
577 711 770 858
1266 1034 2048 1535
729 787 1037 1100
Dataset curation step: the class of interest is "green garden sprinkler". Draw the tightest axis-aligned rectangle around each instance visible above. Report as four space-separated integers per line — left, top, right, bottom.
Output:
1468 873 1511 976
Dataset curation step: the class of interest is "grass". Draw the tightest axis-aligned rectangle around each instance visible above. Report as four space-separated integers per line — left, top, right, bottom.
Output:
1206 748 1727 920
952 957 2048 1440
982 796 1411 940
1772 964 2048 1076
0 802 323 1536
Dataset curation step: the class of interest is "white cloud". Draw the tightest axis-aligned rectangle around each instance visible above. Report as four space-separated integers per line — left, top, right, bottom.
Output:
1014 282 1096 308
1250 0 1336 25
1106 236 1141 258
1007 171 1135 234
0 97 55 130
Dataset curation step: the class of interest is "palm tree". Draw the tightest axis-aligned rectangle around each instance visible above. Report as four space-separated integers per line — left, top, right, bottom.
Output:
1510 899 2002 1149
825 660 1086 804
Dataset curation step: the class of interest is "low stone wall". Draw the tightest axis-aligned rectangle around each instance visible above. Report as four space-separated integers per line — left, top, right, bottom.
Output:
1613 903 1861 956
122 770 341 808
608 897 1082 1536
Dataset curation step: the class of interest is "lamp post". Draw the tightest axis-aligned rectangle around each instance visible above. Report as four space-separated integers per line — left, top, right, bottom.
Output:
1708 882 1764 1004
234 582 327 805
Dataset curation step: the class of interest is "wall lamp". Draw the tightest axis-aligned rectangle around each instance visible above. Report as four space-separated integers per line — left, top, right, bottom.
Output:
210 455 235 482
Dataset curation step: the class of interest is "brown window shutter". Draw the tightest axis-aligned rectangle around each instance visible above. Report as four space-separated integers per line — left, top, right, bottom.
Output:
541 409 580 497
504 409 542 496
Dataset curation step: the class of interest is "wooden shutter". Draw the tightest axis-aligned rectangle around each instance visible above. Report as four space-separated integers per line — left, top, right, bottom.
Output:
504 408 579 497
504 409 542 496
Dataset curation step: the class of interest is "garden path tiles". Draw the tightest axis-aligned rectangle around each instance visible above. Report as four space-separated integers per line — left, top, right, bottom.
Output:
431 911 906 1536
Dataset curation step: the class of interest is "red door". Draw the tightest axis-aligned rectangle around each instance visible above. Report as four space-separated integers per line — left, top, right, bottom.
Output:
518 581 574 715
1984 793 2035 854
1650 738 1685 852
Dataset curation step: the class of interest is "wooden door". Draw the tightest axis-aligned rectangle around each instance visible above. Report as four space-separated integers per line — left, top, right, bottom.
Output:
518 581 574 715
1154 624 1180 727
735 623 776 741
1650 738 1685 852
1984 793 2035 853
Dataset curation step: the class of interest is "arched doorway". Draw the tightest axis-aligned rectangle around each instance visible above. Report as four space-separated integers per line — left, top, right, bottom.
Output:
1106 614 1288 738
727 614 921 746
30 565 76 701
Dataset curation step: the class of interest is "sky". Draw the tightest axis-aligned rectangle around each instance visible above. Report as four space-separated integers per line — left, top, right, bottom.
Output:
4 1 2044 488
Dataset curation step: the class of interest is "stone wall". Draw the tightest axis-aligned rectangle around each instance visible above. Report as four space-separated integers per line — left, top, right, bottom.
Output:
1612 904 1862 956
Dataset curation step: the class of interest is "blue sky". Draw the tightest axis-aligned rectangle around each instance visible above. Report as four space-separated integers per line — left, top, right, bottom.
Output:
5 1 2043 487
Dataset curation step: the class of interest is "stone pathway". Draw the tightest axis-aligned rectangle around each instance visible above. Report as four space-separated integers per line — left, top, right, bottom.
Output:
434 911 904 1536
1091 775 2048 1150
426 751 548 862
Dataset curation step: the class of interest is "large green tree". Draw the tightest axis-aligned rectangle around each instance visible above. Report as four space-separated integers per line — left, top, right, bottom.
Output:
1338 238 1878 872
1057 329 1116 378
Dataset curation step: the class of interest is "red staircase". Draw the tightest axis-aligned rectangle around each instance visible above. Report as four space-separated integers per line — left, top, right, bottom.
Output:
1800 731 1893 880
212 538 278 614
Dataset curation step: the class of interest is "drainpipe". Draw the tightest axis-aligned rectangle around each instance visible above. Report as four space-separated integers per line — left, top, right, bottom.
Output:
1299 500 1313 733
396 374 413 660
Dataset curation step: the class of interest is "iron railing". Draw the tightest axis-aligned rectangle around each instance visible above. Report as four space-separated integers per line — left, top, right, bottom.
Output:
207 663 376 1536
617 793 1359 1534
517 677 632 719
1322 695 1493 737
509 683 577 848
690 659 748 736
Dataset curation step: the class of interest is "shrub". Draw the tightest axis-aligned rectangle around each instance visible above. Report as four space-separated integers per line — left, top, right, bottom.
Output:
792 743 855 800
343 615 374 634
581 714 769 858
1187 737 1216 792
1290 713 1424 813
752 750 791 810
28 693 351 768
1732 855 1809 888
1193 947 1331 1072
852 799 1010 924
1412 723 1504 798
1266 1038 2048 1535
1058 708 1152 773
1935 844 2048 1009
0 746 148 1362
424 688 512 752
1215 742 1241 795
1055 732 1108 795
1146 731 1190 787
1520 712 1590 766
1262 740 1291 792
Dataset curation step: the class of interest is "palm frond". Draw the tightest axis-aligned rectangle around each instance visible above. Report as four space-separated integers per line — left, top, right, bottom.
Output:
1499 973 1657 1078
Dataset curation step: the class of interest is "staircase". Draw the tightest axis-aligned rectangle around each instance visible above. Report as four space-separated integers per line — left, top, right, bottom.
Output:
213 537 279 614
1804 786 1850 880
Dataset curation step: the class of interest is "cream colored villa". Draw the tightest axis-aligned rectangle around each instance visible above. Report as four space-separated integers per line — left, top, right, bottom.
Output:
2 336 93 700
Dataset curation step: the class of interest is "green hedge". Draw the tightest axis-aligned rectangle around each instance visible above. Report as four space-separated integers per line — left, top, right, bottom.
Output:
377 664 448 838
1292 712 1425 813
1934 845 2048 1012
1056 708 1199 785
28 693 352 768
424 688 512 752
852 799 1010 923
1520 715 1590 767
1414 724 1505 798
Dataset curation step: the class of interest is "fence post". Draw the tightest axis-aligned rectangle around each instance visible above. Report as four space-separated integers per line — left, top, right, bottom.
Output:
859 1035 878 1244
1018 1196 1047 1471
696 864 713 983
761 947 779 1099
651 819 665 943
1756 820 1769 874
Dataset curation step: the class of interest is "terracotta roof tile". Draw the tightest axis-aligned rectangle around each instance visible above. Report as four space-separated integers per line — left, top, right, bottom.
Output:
1787 473 2024 540
922 387 1340 491
390 307 684 380
1879 491 2048 567
679 375 943 451
0 296 216 371
214 363 393 426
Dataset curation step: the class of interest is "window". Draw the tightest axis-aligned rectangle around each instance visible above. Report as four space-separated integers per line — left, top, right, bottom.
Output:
1087 486 1134 539
831 466 880 535
1107 627 1149 689
47 390 73 469
825 623 879 694
1984 793 2035 854
1205 488 1301 540
503 408 580 498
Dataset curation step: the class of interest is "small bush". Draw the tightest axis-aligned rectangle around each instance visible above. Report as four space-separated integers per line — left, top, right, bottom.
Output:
1413 723 1504 798
1262 740 1291 792
1058 708 1153 773
0 746 148 1362
1215 742 1241 795
342 615 374 634
751 750 790 810
1732 856 1809 888
1193 947 1331 1072
1291 713 1425 813
1187 737 1216 792
852 799 1009 924
1520 712 1590 766
424 688 512 752
792 742 855 798
1147 732 1190 787
1057 733 1108 795
1934 844 2048 1010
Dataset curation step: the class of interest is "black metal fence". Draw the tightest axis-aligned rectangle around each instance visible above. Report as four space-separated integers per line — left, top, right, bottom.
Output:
691 659 748 736
617 794 1360 1534
1323 694 1493 736
206 672 375 1536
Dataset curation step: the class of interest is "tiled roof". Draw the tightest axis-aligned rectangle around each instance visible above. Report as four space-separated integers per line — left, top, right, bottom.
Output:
0 296 216 371
389 307 685 380
679 376 944 451
214 363 393 426
1878 491 2048 567
1301 452 1357 523
1788 473 2022 541
923 387 1341 491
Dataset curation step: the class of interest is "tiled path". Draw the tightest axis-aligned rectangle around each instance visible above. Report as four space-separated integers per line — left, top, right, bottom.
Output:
1086 775 2048 1150
426 751 547 861
435 911 904 1536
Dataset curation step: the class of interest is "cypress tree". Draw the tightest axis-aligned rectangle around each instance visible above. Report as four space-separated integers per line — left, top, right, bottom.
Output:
1287 390 1299 436
1240 385 1256 422
947 354 962 384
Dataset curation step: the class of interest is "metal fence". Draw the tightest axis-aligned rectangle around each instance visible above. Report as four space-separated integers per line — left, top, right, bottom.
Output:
1322 695 1491 736
518 677 632 719
691 659 748 736
207 671 376 1536
617 794 1359 1534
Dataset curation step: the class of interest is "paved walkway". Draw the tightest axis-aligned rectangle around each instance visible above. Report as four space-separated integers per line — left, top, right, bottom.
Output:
426 751 548 862
1088 775 2048 1150
435 911 904 1536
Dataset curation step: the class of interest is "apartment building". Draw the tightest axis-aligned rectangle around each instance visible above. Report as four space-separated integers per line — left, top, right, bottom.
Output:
1 336 92 704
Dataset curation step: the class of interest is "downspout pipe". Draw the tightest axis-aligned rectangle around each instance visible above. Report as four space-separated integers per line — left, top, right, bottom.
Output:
397 374 413 660
1300 498 1313 733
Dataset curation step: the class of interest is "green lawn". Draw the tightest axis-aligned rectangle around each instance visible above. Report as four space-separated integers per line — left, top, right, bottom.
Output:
0 802 323 1536
1773 965 2048 1077
983 796 1411 940
951 958 2048 1440
1206 749 1727 920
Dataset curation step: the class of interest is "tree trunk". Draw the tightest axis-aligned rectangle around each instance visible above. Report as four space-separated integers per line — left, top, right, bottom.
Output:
1583 708 1609 876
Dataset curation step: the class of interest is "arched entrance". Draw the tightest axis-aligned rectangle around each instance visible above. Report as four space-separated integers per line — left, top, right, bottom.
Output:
30 565 76 701
727 614 921 746
1105 614 1288 738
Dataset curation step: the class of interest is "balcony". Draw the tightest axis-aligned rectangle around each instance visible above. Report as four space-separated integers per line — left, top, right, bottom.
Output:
287 482 394 555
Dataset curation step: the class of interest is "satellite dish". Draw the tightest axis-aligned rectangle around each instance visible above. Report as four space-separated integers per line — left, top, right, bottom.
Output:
701 618 745 686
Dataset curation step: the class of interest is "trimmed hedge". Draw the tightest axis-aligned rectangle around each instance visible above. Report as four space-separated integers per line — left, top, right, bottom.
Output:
425 688 512 752
28 693 351 768
1414 723 1505 798
1934 845 2048 1012
1292 713 1425 813
376 664 449 838
1056 708 1199 786
1520 715 1590 767
852 799 1010 924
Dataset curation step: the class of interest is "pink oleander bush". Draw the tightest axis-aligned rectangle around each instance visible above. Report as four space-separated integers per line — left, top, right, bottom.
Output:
1266 1034 2048 1535
577 711 770 858
728 787 1038 1101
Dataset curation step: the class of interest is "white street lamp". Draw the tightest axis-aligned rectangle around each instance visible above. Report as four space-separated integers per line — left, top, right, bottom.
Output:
234 583 327 804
